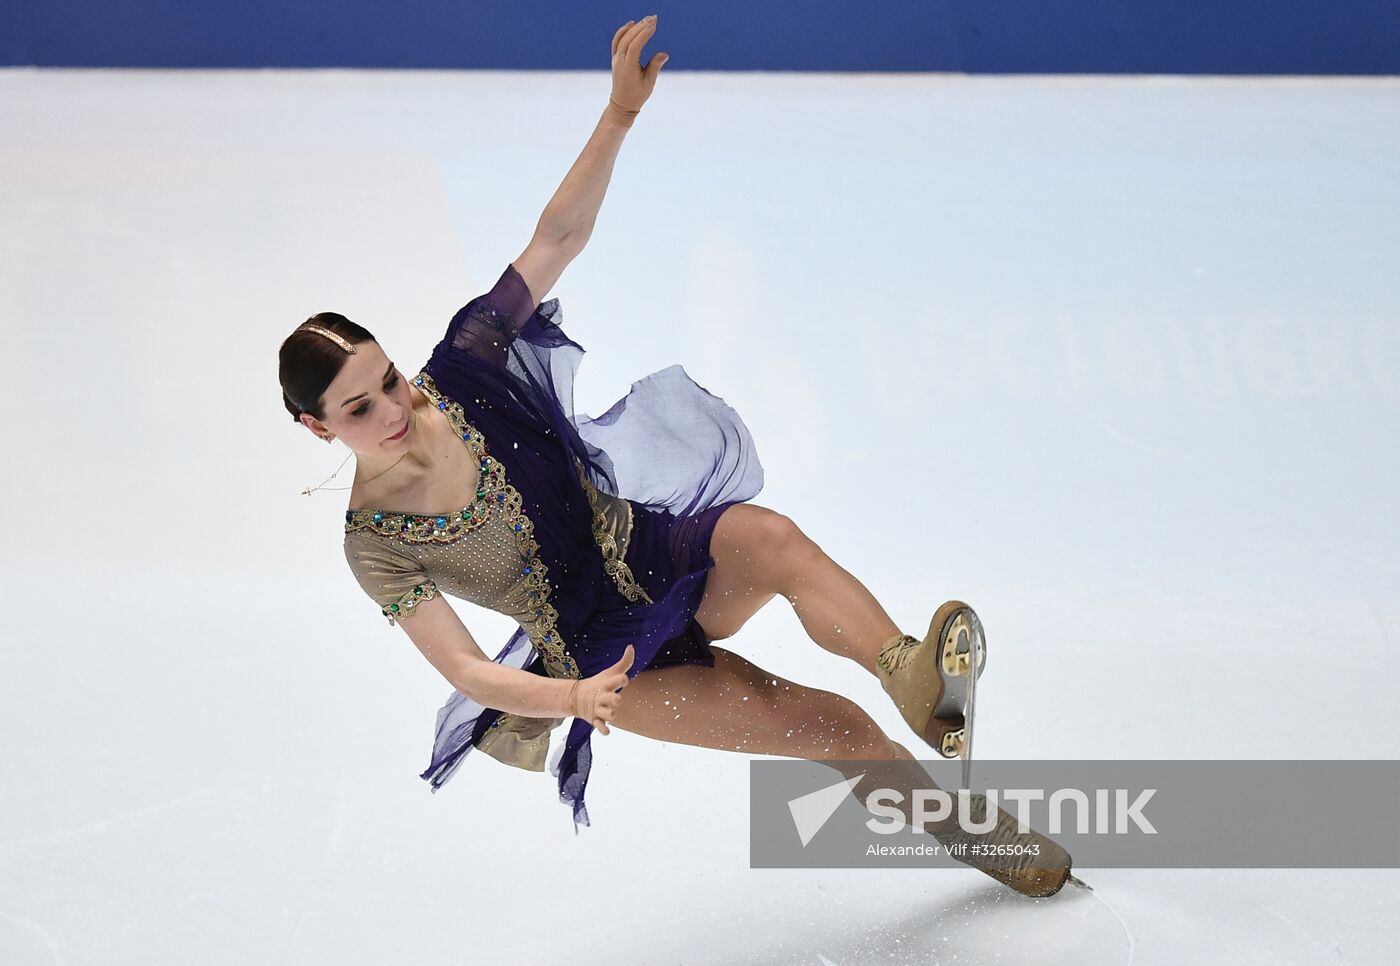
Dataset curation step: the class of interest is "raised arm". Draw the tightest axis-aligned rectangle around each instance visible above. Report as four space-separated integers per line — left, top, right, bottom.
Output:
512 15 669 305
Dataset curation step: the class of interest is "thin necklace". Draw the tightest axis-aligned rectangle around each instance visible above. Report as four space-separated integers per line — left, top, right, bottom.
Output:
299 409 422 496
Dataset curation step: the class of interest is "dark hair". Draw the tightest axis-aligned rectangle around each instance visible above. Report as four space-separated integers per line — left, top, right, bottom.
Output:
278 313 377 423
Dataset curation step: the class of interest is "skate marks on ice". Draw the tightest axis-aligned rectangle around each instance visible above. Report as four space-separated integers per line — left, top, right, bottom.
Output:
710 878 1135 966
0 911 67 966
823 882 1132 966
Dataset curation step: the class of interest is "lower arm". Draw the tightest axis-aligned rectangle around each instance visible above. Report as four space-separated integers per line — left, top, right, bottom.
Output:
458 658 576 719
537 103 636 243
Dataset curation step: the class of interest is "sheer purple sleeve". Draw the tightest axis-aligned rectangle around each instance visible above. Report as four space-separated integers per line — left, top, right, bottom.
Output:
434 262 539 369
427 261 624 498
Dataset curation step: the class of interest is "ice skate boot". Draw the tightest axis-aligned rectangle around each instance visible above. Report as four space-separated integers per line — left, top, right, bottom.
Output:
928 792 1076 898
875 601 987 764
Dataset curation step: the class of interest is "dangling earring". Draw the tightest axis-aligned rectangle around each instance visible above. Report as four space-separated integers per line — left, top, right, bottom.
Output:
323 435 333 444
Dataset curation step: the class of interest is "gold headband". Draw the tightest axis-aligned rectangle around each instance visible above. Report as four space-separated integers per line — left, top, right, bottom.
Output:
299 323 357 353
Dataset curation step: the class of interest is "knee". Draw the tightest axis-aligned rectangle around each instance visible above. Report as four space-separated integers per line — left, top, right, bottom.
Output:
821 693 896 760
754 509 821 572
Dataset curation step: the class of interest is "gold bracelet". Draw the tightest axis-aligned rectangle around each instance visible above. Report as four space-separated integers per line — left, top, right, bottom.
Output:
568 678 582 717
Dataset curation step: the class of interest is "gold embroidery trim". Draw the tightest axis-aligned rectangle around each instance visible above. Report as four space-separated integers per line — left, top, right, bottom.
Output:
363 369 582 681
343 412 499 544
383 580 441 625
574 458 654 605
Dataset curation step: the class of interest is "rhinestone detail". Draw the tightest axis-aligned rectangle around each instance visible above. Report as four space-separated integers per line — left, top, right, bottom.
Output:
379 579 442 625
346 369 578 679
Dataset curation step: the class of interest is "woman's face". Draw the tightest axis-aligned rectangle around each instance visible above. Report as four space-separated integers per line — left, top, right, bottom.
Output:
301 340 417 459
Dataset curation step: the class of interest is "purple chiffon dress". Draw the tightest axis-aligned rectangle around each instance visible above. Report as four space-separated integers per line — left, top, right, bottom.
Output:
349 262 764 832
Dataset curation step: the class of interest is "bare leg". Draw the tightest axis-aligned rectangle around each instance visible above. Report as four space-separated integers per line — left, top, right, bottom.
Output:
614 646 932 817
694 503 903 676
782 542 903 677
611 645 1071 896
613 644 902 759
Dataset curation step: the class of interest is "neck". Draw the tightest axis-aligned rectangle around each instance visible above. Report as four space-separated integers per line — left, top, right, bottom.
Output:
352 398 432 488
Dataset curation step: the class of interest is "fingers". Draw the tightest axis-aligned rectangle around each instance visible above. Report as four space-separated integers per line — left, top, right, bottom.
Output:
593 682 628 734
608 662 631 694
643 51 669 76
610 20 633 59
580 644 637 735
619 16 657 64
613 20 640 60
594 693 616 734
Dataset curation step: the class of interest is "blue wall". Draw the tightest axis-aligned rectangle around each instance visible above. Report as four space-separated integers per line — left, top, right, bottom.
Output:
6 1 1398 74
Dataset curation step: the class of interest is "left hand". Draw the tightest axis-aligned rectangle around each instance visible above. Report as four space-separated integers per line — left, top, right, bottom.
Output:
610 15 668 114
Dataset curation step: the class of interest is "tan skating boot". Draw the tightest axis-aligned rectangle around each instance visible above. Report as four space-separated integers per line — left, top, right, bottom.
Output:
928 792 1076 898
875 600 987 758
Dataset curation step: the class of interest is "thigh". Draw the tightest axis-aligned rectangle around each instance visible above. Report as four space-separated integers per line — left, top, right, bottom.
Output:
610 645 892 760
692 502 814 641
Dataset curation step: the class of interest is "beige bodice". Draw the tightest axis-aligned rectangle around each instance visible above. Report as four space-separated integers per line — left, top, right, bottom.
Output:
341 369 651 772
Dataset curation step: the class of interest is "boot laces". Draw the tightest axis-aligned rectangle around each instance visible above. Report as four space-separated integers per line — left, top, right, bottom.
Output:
876 634 923 673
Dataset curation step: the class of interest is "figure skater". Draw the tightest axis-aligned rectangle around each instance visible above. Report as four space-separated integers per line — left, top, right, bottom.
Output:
278 15 1075 897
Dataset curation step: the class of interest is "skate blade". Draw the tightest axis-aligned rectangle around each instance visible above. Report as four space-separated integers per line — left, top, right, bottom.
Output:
959 630 978 789
1066 874 1093 893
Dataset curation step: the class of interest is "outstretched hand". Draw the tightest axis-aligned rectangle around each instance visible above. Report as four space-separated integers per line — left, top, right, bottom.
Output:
610 15 669 114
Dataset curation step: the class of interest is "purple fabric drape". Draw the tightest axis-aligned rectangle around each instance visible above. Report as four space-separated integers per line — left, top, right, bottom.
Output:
416 263 764 831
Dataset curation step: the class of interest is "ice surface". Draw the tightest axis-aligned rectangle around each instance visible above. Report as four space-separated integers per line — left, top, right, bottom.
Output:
1 68 1397 964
